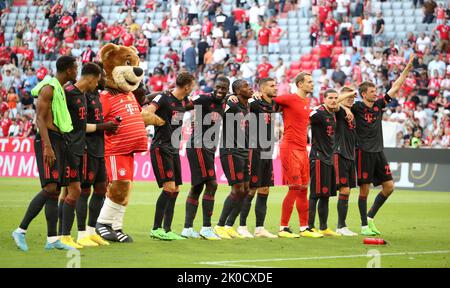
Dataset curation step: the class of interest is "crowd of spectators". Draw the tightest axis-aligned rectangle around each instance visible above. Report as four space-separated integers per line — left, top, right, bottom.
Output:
0 0 448 148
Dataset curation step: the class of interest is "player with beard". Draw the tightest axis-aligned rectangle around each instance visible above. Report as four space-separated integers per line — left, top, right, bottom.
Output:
182 77 230 240
237 77 280 238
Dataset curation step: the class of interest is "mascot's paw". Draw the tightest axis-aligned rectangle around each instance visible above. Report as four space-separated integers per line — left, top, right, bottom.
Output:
115 230 133 243
96 223 119 242
142 109 166 126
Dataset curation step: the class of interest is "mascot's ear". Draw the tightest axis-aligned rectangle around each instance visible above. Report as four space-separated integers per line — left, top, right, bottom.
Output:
129 46 139 55
100 43 120 62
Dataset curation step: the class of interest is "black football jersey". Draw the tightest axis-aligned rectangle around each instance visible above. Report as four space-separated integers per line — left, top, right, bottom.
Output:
334 108 356 160
309 105 336 165
85 90 104 158
65 83 87 156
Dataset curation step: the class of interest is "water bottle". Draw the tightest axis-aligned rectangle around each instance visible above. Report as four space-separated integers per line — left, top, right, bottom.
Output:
363 238 387 245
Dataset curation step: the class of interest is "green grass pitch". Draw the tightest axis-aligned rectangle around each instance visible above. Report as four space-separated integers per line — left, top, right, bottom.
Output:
0 177 449 268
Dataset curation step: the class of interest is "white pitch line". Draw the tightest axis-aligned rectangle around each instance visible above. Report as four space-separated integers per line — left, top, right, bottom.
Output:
197 250 450 267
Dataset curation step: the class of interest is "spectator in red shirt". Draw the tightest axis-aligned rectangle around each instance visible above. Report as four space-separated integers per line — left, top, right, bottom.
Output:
310 17 320 47
318 0 332 30
201 15 213 37
323 13 338 43
20 43 34 67
109 22 123 44
148 70 165 92
269 20 285 55
257 56 273 79
319 35 334 69
81 45 96 64
44 31 57 60
59 11 74 29
121 28 135 47
50 0 64 15
235 43 247 63
36 63 48 81
136 33 149 58
0 97 9 115
0 26 5 47
433 24 449 53
96 19 108 42
1 111 12 137
63 26 75 48
180 19 190 39
258 21 270 54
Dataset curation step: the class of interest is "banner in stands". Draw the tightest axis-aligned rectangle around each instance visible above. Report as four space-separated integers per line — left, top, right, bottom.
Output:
0 138 449 191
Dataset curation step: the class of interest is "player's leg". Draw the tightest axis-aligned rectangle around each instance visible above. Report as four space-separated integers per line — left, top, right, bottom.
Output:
356 149 377 236
303 158 324 238
335 154 357 236
182 183 204 238
58 187 67 236
60 177 84 248
366 152 394 235
87 181 109 245
238 186 256 238
75 152 95 245
253 187 277 238
200 179 220 240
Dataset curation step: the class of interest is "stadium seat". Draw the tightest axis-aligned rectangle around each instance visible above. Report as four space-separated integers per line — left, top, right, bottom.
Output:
311 54 320 63
300 54 312 62
404 17 415 24
288 18 297 26
403 10 414 17
300 39 310 47
332 47 343 55
298 19 308 26
395 24 406 32
381 2 391 10
384 17 393 25
383 10 392 17
311 47 320 55
394 17 404 25
278 18 287 26
384 25 394 33
406 24 416 32
393 10 403 18
392 2 402 10
402 2 413 9
301 47 312 55
288 32 299 40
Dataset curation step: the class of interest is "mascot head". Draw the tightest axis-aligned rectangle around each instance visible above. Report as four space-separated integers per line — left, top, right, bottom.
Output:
99 43 144 92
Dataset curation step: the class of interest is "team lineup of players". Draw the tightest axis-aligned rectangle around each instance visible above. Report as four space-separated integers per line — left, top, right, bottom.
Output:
11 52 415 250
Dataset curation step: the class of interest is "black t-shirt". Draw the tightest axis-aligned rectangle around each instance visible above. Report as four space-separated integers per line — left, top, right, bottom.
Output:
85 90 104 158
220 99 249 157
375 18 385 34
65 83 87 156
352 96 389 153
334 108 356 160
20 96 34 106
248 98 279 152
150 90 190 154
189 93 226 152
309 105 336 165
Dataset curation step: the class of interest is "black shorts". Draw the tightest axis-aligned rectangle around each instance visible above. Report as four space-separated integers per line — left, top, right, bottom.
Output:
356 149 393 187
187 148 216 186
333 154 356 189
220 152 250 186
81 152 107 186
35 130 68 188
66 149 83 183
310 159 337 199
249 149 274 188
150 146 182 188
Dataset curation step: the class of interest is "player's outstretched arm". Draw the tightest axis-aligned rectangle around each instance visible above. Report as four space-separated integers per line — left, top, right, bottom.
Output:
336 90 357 104
36 85 56 167
387 54 415 98
142 104 165 126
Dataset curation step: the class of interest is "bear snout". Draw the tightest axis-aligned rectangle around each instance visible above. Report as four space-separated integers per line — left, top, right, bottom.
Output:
133 67 144 77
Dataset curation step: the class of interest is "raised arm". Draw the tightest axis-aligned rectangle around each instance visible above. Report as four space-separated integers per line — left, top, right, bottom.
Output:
141 100 165 127
336 90 357 104
387 54 415 98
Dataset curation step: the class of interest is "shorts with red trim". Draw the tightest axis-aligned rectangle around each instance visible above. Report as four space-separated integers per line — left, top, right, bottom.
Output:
82 152 107 186
35 130 69 188
280 148 309 186
187 147 216 186
66 150 83 183
105 153 134 182
355 149 393 187
220 150 250 186
150 146 182 188
249 149 274 188
333 153 356 189
310 159 337 199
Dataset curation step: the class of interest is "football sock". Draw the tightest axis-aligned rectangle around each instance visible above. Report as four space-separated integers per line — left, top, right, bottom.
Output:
318 197 329 231
308 197 318 229
239 194 254 226
76 187 91 232
19 189 50 231
367 192 388 219
218 192 238 226
359 195 368 226
112 204 126 231
225 197 244 227
163 192 179 232
184 184 202 228
61 196 77 236
58 198 64 235
97 197 121 226
202 191 215 227
255 193 268 227
337 193 349 228
295 188 309 227
44 193 60 237
152 190 170 230
88 189 105 228
280 187 296 226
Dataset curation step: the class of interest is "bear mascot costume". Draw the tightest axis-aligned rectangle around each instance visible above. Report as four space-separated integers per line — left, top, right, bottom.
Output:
95 43 163 242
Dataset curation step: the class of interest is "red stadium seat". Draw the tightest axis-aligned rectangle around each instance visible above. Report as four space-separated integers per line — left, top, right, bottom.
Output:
301 61 312 70
333 47 343 55
290 61 301 70
301 54 312 62
311 54 320 63
311 47 320 55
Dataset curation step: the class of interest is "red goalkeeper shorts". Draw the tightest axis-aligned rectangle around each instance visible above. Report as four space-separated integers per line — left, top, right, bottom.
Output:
280 148 310 186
